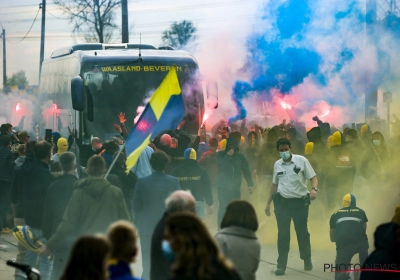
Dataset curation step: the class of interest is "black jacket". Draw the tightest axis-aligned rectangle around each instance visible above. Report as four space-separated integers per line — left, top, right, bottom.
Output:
0 145 15 183
169 261 241 280
172 160 213 205
217 138 253 191
110 165 138 215
22 158 54 229
153 130 191 174
151 213 172 280
361 223 400 280
11 154 35 218
42 174 78 240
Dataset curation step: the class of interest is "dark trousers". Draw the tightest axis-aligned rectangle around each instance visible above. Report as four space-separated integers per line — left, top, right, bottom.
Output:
0 182 11 229
274 196 311 270
217 188 241 228
140 235 152 280
335 243 368 280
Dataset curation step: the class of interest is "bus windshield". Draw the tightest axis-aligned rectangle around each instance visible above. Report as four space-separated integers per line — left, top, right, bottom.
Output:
81 62 202 143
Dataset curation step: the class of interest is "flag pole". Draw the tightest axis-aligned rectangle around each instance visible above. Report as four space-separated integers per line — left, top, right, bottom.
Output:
104 143 126 180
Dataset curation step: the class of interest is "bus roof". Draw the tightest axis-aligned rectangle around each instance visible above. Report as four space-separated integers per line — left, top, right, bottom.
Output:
48 44 198 65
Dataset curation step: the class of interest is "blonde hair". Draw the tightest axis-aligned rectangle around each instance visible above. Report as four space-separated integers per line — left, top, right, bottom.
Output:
17 144 26 155
107 221 138 260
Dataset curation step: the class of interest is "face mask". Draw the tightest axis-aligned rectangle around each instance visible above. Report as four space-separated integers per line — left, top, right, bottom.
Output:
161 240 175 262
373 140 381 146
92 146 97 152
279 151 291 160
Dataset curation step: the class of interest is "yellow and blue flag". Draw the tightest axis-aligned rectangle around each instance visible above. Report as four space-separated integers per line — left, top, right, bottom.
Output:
125 65 185 173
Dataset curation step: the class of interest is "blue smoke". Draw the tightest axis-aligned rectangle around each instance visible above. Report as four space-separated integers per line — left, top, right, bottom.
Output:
228 81 252 124
228 0 400 122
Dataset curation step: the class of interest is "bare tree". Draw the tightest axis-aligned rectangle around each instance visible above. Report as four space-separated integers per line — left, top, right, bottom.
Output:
162 20 197 49
54 0 121 43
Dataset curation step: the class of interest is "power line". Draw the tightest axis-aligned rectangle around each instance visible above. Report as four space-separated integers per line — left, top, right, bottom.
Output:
6 8 40 44
46 8 68 20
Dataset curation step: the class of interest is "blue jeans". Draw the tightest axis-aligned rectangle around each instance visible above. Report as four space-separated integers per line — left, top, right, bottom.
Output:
16 227 53 280
195 201 205 218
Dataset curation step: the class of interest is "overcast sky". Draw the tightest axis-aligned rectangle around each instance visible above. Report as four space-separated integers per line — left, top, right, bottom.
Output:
0 0 264 85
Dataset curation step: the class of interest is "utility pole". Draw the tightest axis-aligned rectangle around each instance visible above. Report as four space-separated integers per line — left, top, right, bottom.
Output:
121 0 129 43
39 0 46 80
365 0 377 121
1 28 6 93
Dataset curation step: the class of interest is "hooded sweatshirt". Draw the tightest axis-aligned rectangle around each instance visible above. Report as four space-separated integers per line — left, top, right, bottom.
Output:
329 194 368 250
217 137 253 191
360 132 390 179
45 176 130 251
172 148 213 205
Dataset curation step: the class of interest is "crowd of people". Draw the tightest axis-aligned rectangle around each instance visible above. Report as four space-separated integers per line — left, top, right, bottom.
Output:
0 112 399 280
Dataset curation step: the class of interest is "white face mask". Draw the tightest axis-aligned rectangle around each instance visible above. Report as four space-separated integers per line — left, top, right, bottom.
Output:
279 151 291 160
373 140 381 147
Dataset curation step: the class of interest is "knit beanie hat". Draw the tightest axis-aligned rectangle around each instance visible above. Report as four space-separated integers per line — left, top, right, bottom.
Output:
392 206 400 225
343 194 356 208
57 138 68 155
332 131 342 146
305 142 314 155
360 124 369 138
184 148 196 160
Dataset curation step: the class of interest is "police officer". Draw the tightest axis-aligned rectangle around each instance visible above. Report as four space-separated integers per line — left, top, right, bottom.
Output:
265 137 318 276
330 194 368 280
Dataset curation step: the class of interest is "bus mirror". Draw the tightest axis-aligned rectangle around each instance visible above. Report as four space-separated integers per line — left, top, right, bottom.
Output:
71 76 84 111
206 82 218 109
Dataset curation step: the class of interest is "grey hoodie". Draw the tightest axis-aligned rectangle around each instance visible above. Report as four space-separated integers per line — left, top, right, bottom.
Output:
215 226 260 280
46 176 130 251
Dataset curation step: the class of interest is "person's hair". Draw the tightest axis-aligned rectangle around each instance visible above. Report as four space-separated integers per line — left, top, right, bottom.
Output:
276 137 291 151
113 136 124 145
25 141 37 155
105 141 117 153
165 190 195 214
165 212 233 279
229 131 241 143
107 221 137 260
60 235 110 280
59 152 76 172
11 143 20 154
208 138 218 148
220 200 258 231
50 161 62 173
91 137 101 145
150 151 169 172
112 151 126 167
347 129 359 140
87 155 106 176
17 144 26 156
0 135 11 147
0 123 12 135
266 128 278 144
34 141 52 160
